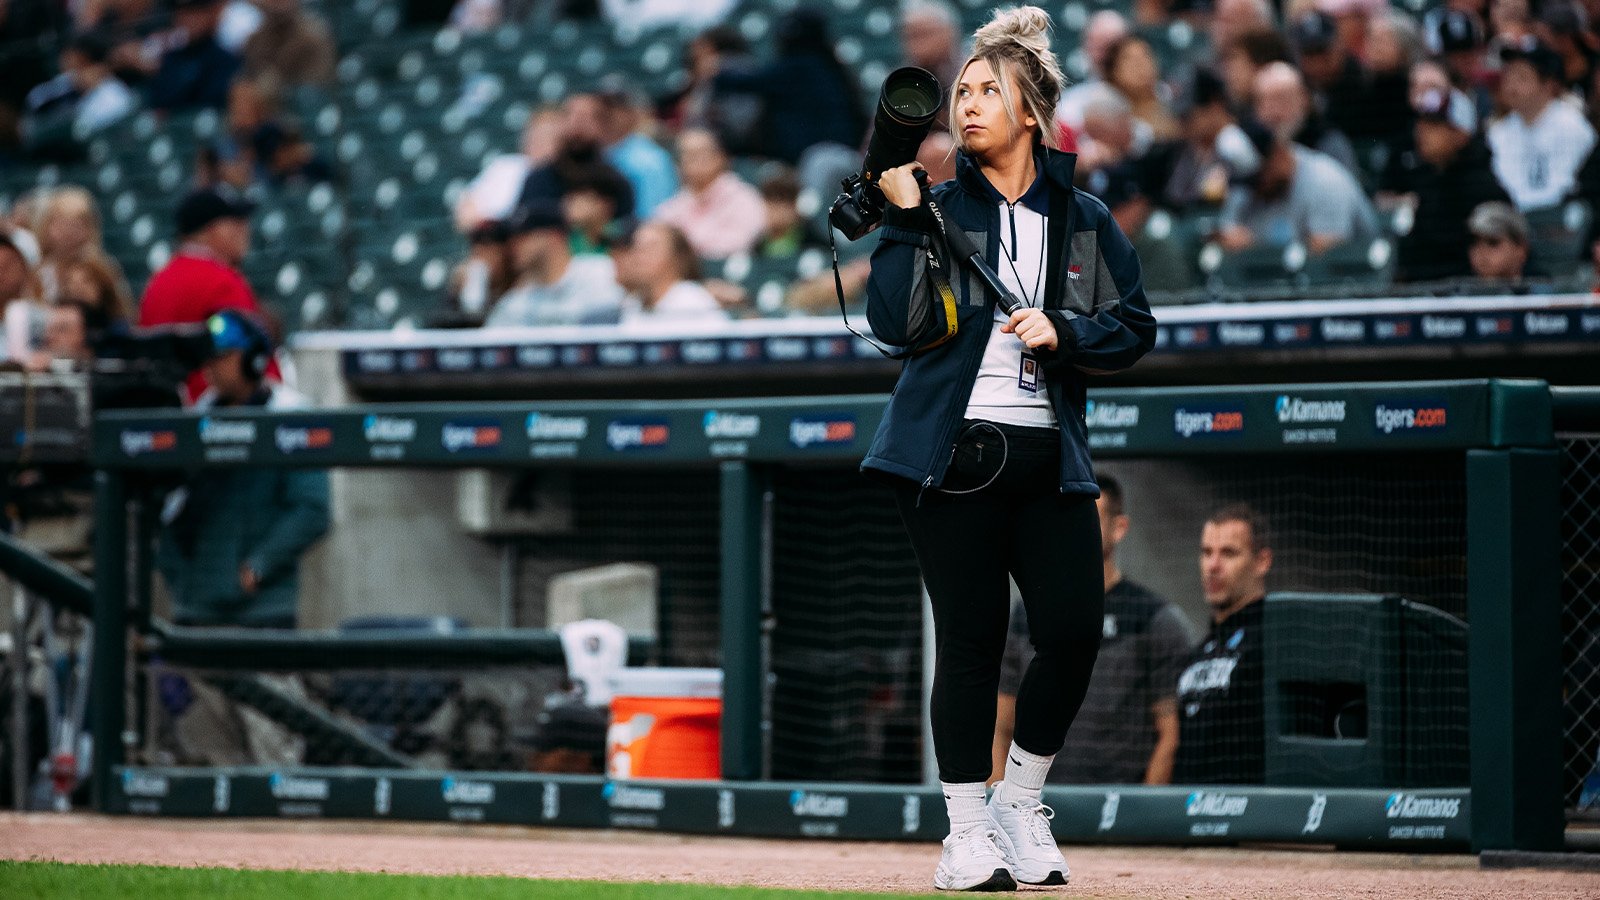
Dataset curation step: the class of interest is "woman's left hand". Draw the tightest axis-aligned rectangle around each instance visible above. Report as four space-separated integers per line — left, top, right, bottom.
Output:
1002 308 1059 351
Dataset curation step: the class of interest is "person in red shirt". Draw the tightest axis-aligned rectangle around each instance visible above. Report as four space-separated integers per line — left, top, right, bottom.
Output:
139 186 268 401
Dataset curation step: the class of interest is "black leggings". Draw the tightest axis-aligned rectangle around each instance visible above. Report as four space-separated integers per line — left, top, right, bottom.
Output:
893 420 1105 784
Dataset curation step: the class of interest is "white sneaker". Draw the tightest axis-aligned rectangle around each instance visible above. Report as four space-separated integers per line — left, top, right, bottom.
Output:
933 822 1017 892
987 785 1069 886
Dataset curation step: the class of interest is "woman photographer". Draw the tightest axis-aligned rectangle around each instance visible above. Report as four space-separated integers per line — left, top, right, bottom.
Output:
862 6 1156 891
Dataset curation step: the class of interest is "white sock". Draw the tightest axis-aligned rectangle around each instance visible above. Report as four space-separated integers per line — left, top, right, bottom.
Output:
941 781 988 831
994 742 1053 803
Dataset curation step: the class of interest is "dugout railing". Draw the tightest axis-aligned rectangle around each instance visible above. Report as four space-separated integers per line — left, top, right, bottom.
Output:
73 380 1564 852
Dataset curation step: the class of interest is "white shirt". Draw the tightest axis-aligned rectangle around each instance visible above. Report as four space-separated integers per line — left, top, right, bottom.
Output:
463 154 532 224
1487 98 1597 211
486 255 623 327
620 280 729 328
963 197 1056 429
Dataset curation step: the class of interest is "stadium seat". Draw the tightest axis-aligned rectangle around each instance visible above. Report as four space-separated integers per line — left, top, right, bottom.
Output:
1135 210 1202 296
1200 241 1307 295
1525 199 1592 281
1301 237 1397 294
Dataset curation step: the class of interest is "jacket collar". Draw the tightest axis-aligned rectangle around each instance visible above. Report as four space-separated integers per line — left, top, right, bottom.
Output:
954 145 1078 212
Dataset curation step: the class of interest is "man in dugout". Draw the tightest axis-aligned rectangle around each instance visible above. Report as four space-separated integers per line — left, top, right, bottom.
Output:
1173 503 1274 784
992 473 1196 784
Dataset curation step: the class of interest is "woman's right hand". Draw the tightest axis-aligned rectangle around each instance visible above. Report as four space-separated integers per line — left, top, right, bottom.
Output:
879 162 925 209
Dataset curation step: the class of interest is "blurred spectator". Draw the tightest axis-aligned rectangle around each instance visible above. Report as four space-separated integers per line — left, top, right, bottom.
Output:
157 309 328 629
0 231 46 365
241 0 335 88
21 31 138 161
756 168 822 258
147 0 242 114
0 0 67 152
1210 0 1276 51
1537 2 1595 95
1293 11 1384 140
1148 70 1236 213
1173 504 1274 786
1058 11 1133 131
900 0 964 129
1104 35 1180 142
1363 11 1426 147
1467 200 1541 282
1076 87 1156 237
1252 61 1357 172
439 222 513 325
614 221 729 326
652 128 765 260
992 473 1195 786
1219 26 1290 114
561 162 631 255
1318 0 1385 63
598 0 736 33
1489 36 1596 210
40 300 105 369
80 0 171 88
484 201 623 327
455 105 561 232
1216 121 1379 253
660 26 759 148
36 186 126 305
1489 0 1539 63
786 257 868 316
201 78 331 192
710 8 867 165
139 186 269 401
1391 88 1511 282
58 253 134 330
597 86 678 218
514 93 635 223
1440 7 1497 112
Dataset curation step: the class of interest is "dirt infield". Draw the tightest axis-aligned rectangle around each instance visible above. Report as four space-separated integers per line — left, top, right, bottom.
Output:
3 812 1597 898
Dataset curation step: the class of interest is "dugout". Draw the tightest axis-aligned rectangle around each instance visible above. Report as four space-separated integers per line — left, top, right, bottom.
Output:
1263 593 1469 788
0 378 1570 853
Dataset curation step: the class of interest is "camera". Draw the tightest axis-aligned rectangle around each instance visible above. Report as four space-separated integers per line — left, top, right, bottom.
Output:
90 324 215 410
829 67 943 241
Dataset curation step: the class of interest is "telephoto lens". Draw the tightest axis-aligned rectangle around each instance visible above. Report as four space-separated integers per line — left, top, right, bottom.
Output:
830 66 942 240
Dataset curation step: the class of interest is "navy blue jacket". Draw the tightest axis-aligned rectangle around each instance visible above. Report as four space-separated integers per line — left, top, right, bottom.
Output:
861 147 1157 496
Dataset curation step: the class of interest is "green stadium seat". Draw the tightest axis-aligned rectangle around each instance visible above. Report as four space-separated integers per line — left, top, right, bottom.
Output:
1525 199 1592 281
1301 237 1397 293
1135 210 1202 296
1200 241 1306 294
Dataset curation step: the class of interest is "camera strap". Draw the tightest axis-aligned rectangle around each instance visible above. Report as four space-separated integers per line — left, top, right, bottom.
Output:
831 192 960 361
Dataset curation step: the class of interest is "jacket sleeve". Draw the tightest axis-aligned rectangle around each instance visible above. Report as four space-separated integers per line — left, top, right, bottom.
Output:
1040 201 1157 375
246 469 331 584
864 203 944 347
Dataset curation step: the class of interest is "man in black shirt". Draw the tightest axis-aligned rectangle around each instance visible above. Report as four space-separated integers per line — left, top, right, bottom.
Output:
1173 504 1274 785
994 474 1197 785
1390 87 1511 283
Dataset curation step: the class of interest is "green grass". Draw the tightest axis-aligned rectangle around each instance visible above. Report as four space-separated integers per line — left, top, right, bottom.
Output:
0 861 948 899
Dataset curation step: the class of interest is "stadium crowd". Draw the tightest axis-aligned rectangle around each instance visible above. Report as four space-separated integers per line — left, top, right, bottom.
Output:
1 0 1600 361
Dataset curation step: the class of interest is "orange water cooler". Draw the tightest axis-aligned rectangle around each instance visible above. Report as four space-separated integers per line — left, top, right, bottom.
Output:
606 668 722 779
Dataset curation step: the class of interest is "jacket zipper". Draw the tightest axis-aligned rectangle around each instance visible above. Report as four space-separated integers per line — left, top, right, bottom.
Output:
1006 202 1018 261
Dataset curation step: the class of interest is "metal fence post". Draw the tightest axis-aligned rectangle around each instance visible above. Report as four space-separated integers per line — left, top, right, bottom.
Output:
89 470 127 812
719 460 767 781
1466 447 1564 851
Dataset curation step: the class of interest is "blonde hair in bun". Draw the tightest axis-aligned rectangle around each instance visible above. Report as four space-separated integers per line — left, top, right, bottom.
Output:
950 5 1067 150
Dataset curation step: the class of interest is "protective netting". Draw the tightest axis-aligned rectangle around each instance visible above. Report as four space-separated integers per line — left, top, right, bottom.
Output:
1084 454 1469 787
136 663 580 773
1561 436 1600 816
769 468 924 783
